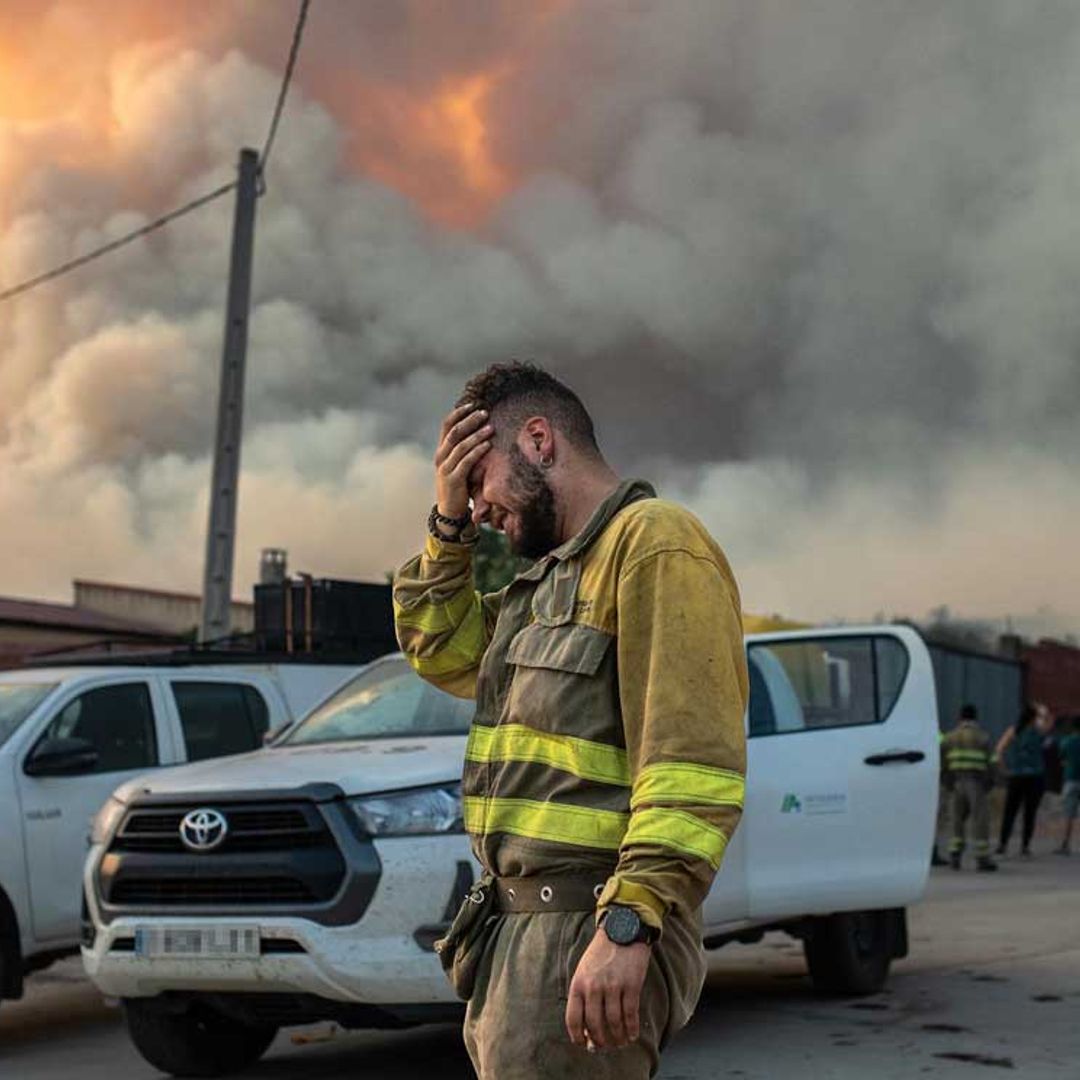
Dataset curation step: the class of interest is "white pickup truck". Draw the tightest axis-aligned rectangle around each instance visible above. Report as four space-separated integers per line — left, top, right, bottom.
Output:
0 661 356 1012
83 626 939 1078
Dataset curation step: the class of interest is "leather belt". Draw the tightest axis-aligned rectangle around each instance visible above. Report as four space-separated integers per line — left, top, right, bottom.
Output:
494 875 608 913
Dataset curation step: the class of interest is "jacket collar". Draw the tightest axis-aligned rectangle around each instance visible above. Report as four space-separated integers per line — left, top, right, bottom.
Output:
514 478 655 584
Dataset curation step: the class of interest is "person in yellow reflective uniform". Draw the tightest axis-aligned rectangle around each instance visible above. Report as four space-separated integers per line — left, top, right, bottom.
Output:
394 362 748 1079
941 704 997 872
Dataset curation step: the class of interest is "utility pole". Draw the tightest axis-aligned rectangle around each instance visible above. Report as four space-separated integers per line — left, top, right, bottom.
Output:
199 148 259 644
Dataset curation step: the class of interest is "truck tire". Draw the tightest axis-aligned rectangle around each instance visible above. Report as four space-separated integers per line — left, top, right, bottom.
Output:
803 910 893 995
123 998 277 1078
0 887 22 1004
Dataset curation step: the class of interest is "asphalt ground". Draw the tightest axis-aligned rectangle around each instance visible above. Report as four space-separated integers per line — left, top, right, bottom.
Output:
3 841 1079 1078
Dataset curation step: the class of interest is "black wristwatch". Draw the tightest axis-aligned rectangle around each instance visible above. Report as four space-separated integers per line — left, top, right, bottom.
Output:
601 905 657 946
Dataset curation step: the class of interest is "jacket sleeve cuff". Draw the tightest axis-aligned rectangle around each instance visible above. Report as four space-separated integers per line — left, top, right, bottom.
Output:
424 525 478 561
595 878 667 936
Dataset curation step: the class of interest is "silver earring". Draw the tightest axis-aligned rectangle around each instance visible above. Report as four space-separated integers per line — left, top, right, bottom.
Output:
540 454 553 469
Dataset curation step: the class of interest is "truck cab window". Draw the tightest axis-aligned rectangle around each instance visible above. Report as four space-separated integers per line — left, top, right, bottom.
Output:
748 636 908 735
172 682 270 763
36 683 157 772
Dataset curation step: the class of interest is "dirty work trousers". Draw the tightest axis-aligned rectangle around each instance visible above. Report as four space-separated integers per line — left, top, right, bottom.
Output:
463 909 705 1080
999 775 1046 851
949 774 991 856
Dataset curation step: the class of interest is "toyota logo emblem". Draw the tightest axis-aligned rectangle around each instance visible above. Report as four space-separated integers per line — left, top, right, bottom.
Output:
179 808 229 852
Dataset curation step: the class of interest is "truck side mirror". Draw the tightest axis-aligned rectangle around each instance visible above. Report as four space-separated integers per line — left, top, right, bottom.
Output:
24 736 100 777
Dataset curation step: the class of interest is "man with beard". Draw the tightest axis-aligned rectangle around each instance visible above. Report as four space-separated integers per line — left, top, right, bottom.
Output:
393 361 747 1079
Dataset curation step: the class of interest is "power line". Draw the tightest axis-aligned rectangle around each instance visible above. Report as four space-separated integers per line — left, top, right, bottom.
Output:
0 0 312 306
0 181 237 304
259 0 311 181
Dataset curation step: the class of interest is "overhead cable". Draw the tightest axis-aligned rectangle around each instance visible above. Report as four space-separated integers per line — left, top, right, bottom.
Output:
0 181 237 304
258 0 311 183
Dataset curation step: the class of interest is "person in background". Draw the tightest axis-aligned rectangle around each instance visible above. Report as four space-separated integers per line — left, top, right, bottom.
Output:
1040 705 1065 798
941 704 997 871
1055 718 1080 856
996 705 1047 857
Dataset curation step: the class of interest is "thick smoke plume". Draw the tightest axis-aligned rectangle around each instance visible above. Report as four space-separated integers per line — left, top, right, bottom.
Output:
2 1 1078 632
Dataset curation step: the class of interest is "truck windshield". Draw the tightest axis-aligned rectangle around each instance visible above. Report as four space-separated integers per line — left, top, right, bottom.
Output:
0 683 57 750
282 658 473 746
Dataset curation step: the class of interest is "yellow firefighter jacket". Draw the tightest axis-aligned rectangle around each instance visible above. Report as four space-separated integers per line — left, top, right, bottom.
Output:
393 479 748 934
942 720 993 776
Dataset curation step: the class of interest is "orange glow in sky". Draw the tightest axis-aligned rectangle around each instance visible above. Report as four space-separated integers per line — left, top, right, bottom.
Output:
0 3 555 228
436 72 508 203
0 4 195 208
344 68 512 228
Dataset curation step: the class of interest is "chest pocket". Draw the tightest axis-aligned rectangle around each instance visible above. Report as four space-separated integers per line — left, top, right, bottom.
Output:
508 622 611 675
504 622 619 742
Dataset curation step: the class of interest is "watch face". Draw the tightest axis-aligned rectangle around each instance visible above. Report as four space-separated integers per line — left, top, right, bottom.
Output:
604 905 642 945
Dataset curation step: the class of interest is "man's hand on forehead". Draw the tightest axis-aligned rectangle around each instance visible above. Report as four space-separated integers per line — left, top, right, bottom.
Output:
434 402 493 522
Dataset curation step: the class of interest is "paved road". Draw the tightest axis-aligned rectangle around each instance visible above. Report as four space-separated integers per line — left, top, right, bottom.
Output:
4 845 1079 1078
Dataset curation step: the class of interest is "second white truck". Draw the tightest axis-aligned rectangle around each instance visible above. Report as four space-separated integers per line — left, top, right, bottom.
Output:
0 659 356 1014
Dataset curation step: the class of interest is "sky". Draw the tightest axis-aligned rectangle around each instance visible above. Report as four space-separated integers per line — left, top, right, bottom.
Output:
1 0 1079 635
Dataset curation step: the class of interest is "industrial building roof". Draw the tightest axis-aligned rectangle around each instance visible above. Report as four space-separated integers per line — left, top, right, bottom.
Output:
0 595 170 637
73 579 254 609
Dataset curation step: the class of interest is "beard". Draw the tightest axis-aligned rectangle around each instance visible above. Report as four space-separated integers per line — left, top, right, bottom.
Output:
506 445 559 559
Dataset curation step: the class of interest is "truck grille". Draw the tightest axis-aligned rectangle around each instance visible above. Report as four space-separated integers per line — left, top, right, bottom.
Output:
102 800 346 909
111 876 314 905
113 806 322 853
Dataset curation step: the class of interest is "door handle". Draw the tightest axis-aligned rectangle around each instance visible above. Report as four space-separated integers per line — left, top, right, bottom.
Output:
864 750 926 766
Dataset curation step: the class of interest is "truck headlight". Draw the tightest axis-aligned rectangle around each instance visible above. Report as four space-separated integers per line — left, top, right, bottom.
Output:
90 796 126 846
348 784 463 837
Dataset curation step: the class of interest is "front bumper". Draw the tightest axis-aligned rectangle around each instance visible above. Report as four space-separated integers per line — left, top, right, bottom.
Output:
83 833 475 1007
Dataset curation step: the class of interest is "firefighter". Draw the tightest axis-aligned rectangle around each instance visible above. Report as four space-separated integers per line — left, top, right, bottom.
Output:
394 362 748 1079
942 703 997 871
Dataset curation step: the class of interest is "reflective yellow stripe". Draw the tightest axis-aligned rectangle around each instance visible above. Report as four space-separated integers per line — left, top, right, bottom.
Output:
394 587 476 634
401 603 486 677
631 761 745 811
466 725 630 787
463 796 627 851
947 750 989 766
623 806 729 869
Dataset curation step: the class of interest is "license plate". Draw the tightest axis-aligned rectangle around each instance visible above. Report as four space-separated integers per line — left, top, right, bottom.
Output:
134 925 260 959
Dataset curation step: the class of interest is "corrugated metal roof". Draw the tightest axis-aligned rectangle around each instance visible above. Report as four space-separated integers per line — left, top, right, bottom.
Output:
73 578 254 609
0 595 170 636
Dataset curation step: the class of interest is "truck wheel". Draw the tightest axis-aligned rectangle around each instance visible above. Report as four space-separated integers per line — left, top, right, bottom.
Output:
123 998 277 1077
0 886 23 1004
803 911 892 995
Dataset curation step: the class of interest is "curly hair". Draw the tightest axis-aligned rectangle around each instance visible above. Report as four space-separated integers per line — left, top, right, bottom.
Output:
457 361 600 455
